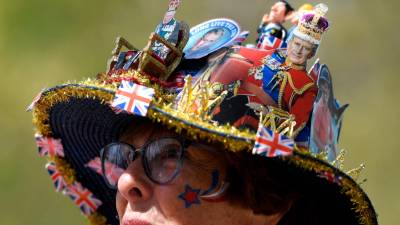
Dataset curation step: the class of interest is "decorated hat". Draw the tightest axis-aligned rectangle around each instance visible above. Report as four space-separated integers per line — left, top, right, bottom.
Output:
29 5 377 225
292 3 330 45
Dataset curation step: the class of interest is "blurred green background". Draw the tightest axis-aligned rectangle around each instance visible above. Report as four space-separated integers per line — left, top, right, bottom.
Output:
0 0 398 224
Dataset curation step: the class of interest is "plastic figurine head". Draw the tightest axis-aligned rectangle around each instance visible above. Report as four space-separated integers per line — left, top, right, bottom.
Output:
287 36 316 66
266 1 294 24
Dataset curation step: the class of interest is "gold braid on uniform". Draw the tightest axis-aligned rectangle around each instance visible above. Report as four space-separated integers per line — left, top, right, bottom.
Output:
278 71 315 109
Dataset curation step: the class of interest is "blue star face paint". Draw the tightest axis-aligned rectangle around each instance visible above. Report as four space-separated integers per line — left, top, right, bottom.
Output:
178 170 229 208
178 185 201 208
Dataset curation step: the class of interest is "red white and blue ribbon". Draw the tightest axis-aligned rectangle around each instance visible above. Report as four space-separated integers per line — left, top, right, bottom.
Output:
46 162 67 192
111 81 155 117
35 134 65 157
86 157 124 186
252 126 294 157
63 182 102 215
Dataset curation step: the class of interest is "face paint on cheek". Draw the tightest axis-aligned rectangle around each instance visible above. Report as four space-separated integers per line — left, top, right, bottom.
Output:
177 170 229 208
178 185 201 208
200 170 229 202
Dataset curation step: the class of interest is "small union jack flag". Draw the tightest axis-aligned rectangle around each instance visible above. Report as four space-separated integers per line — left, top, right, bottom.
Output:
63 182 102 215
318 171 342 185
258 35 287 50
86 157 124 186
252 126 294 157
111 81 155 117
46 162 67 192
35 134 65 157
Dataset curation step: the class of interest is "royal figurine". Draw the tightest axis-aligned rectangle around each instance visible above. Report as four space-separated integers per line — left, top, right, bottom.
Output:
256 1 294 49
105 0 189 82
202 4 330 146
257 3 330 145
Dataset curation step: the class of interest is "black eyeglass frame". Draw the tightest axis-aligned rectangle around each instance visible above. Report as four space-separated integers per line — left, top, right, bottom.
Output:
99 137 189 189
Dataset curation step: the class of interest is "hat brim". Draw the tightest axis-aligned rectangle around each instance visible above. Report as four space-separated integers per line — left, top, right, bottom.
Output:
32 83 378 225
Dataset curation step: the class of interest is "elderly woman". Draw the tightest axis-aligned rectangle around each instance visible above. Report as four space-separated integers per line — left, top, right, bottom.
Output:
30 3 378 225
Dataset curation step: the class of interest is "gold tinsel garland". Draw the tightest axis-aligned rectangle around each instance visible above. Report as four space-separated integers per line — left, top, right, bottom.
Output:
32 82 115 136
53 156 76 185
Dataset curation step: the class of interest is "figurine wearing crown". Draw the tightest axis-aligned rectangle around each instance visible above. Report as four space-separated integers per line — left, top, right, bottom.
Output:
262 4 330 143
208 4 330 145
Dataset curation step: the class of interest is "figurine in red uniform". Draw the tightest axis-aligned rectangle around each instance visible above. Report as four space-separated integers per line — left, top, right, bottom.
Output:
210 4 330 144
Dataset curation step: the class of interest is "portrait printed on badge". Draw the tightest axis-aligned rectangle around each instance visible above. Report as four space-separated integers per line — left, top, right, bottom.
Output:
183 19 240 59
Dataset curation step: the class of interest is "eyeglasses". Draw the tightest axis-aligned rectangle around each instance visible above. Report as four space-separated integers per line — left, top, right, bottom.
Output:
100 137 188 189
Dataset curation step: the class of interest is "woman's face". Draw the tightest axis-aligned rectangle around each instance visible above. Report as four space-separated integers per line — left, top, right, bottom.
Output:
115 123 284 225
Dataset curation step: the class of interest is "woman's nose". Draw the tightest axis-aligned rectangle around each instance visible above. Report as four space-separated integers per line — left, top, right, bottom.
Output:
117 158 153 204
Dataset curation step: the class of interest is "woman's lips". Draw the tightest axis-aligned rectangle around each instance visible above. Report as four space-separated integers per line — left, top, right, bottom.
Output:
122 219 152 225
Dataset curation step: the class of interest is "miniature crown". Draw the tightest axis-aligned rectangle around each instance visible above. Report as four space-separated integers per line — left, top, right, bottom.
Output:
293 3 329 45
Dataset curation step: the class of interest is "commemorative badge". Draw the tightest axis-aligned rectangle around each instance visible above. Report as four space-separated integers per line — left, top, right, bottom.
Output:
183 18 241 59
